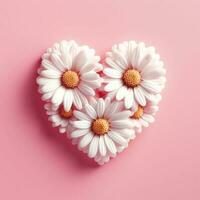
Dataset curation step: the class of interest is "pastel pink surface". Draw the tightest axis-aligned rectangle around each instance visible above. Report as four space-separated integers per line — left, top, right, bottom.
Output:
0 0 200 199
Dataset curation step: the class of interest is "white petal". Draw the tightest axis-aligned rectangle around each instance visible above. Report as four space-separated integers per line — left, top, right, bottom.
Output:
73 89 82 110
99 136 106 156
62 54 72 70
152 77 166 86
142 60 164 74
51 86 65 106
71 129 88 138
59 127 67 134
140 80 161 94
44 103 51 110
104 101 120 118
60 40 68 52
40 80 60 93
106 90 116 100
89 97 97 108
73 50 88 71
139 87 156 102
142 67 165 80
111 120 133 129
105 57 123 72
104 80 122 92
82 80 101 89
116 86 128 101
114 129 134 138
112 48 128 69
139 54 153 70
50 53 65 72
108 131 127 145
145 106 159 114
139 118 149 127
73 110 91 121
79 132 94 148
103 68 122 78
85 104 97 119
132 94 138 112
88 136 99 158
63 90 73 111
117 145 126 153
76 89 88 105
78 84 95 96
69 40 78 61
125 88 134 109
61 120 68 127
128 41 137 63
53 43 60 51
94 63 103 72
110 111 131 121
49 114 61 125
41 59 59 71
41 91 54 101
73 121 91 129
134 86 146 106
60 41 72 69
40 69 61 79
131 43 144 67
100 156 110 164
42 53 50 60
80 63 96 74
96 98 105 118
142 114 155 123
36 77 51 85
104 134 117 155
81 72 99 81
46 111 57 115
104 97 111 108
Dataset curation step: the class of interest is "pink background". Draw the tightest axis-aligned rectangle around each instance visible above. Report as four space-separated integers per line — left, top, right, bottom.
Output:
0 0 200 199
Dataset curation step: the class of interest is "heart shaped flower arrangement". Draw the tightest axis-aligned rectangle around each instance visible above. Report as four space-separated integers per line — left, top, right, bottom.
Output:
37 40 166 165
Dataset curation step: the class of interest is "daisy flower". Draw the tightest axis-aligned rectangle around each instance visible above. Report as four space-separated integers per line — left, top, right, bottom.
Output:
70 97 135 165
130 98 160 133
44 103 75 134
37 40 103 112
103 41 166 110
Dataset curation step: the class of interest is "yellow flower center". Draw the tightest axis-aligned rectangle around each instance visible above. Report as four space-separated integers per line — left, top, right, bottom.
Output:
59 106 73 119
131 106 144 119
61 70 79 88
92 118 109 135
122 69 141 88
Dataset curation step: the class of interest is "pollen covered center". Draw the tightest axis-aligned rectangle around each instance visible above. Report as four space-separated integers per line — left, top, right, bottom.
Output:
122 69 141 87
59 106 73 119
132 106 144 119
61 70 79 88
92 118 109 135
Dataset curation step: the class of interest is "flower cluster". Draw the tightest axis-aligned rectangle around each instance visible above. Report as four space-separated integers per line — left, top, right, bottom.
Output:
37 40 166 165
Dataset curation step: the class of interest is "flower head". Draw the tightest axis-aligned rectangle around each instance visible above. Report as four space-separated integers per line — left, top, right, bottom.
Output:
44 103 75 134
103 41 166 110
130 96 160 133
37 40 103 112
71 97 135 165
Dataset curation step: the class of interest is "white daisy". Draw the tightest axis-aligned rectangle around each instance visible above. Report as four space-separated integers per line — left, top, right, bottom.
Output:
103 41 166 110
37 40 103 111
44 103 75 134
70 97 135 165
130 99 159 133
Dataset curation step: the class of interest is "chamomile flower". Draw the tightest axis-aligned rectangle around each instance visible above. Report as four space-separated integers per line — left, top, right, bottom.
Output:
71 97 135 165
44 103 75 134
103 41 166 110
37 40 103 111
